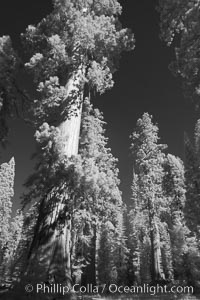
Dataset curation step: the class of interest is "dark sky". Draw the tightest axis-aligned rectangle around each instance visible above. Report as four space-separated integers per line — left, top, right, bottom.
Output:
0 0 199 213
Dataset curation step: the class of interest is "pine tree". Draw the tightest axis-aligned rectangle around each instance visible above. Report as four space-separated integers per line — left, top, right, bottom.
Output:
19 0 134 287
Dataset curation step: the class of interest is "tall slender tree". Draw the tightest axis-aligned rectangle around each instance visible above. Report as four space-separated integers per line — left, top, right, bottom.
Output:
129 113 200 287
162 154 186 280
129 113 166 282
77 100 126 286
0 158 15 251
0 157 15 284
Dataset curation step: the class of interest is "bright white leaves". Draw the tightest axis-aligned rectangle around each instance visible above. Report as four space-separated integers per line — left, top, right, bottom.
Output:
92 0 122 16
35 122 59 144
35 122 63 157
34 76 68 121
158 0 200 100
22 0 134 123
25 53 44 69
48 34 67 61
0 158 15 249
0 36 16 71
87 58 114 94
53 0 122 16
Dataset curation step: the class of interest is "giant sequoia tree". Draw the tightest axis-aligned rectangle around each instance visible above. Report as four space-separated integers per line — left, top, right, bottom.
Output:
17 0 134 288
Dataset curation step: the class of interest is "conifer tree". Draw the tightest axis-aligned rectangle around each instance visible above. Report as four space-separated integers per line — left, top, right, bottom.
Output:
77 100 126 286
8 204 39 287
19 0 134 287
168 124 200 288
162 154 186 280
0 36 24 145
129 113 200 287
184 121 200 237
0 158 15 252
0 157 16 284
22 98 126 295
128 171 154 283
0 210 24 285
158 0 200 102
129 113 167 283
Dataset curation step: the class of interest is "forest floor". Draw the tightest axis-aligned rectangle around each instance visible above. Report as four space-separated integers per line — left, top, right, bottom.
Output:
0 292 199 300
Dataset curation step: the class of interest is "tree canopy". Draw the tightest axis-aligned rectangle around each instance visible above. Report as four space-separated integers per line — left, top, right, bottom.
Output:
158 0 200 102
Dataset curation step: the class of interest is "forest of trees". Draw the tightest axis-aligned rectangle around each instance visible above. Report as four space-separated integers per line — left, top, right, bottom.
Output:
1 0 200 299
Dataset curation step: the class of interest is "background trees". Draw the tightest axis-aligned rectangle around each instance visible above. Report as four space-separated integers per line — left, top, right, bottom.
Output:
128 113 200 288
0 36 20 145
129 113 167 283
1 1 200 298
158 0 200 103
184 120 200 237
77 100 127 286
0 157 15 252
0 158 23 286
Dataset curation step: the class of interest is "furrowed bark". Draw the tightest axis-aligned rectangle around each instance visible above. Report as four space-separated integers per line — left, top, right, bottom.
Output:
148 197 165 282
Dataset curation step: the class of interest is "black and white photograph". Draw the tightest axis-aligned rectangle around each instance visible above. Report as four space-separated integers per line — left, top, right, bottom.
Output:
0 1 200 299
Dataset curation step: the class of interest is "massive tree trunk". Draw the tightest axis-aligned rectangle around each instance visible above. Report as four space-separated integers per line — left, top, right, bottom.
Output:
26 66 85 288
148 197 165 282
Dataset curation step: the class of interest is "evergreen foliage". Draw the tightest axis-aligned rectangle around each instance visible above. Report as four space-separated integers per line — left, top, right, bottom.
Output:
128 113 200 288
129 113 167 282
2 1 200 297
158 0 200 103
0 158 24 285
17 0 135 289
21 0 135 125
0 36 22 145
0 157 15 251
22 99 126 287
184 120 200 237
